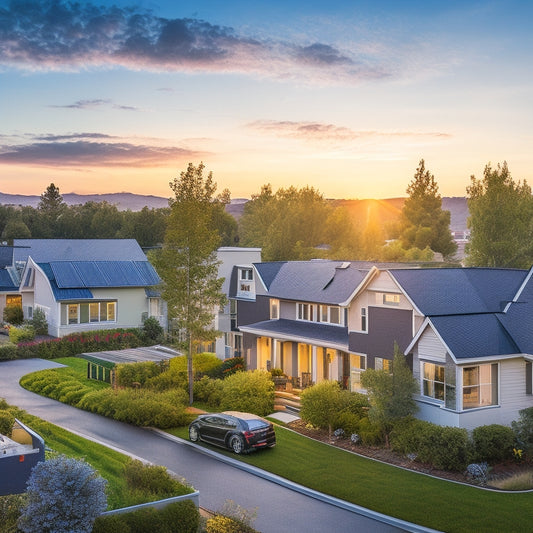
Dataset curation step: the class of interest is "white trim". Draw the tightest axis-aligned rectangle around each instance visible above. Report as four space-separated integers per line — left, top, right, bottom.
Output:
339 265 379 307
504 266 533 312
404 317 457 361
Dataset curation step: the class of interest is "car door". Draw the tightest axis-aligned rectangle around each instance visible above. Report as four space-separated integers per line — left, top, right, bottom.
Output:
204 416 228 446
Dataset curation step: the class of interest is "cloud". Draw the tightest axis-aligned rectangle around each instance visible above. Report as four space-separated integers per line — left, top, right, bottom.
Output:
0 0 388 84
49 99 139 111
248 120 451 143
0 133 205 167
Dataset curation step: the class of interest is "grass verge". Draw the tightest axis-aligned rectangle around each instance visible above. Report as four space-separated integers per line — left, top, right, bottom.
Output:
170 425 533 533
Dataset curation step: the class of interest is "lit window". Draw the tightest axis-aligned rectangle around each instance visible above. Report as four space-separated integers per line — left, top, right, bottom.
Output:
270 299 279 319
463 364 498 409
383 293 400 306
423 363 445 400
375 357 392 372
61 301 117 325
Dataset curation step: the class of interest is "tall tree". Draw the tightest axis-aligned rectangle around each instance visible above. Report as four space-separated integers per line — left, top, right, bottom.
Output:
152 163 226 404
38 182 67 237
400 160 457 260
466 162 533 268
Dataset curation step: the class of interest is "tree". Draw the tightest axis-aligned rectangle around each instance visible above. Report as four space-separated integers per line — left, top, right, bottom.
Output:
38 183 67 237
400 160 457 260
152 162 226 404
18 455 107 533
466 162 533 268
360 344 418 446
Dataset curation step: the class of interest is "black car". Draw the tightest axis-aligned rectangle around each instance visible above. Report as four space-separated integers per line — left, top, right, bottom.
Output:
188 411 276 454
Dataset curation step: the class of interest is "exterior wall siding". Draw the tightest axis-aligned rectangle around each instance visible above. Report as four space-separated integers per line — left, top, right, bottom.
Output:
236 295 270 327
417 328 447 363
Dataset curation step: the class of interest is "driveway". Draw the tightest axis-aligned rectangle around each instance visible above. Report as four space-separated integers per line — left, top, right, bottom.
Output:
0 359 425 533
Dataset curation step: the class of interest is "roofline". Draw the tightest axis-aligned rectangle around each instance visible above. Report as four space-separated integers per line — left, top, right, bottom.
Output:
252 264 269 293
452 353 527 365
386 269 424 316
238 324 348 351
404 317 459 364
339 265 378 307
504 266 533 312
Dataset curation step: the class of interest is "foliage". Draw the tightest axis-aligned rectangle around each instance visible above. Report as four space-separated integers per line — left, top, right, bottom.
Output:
466 162 533 268
472 424 515 463
171 352 223 377
0 344 18 361
390 417 470 471
0 410 15 436
360 345 418 445
239 184 360 261
206 515 259 533
300 380 352 439
18 455 107 533
115 361 164 388
192 376 224 407
141 316 164 343
490 471 533 491
219 370 275 416
152 162 227 404
8 325 35 343
37 183 67 238
93 500 199 533
209 356 245 378
511 406 533 458
3 303 24 325
30 307 49 335
399 159 457 260
124 459 192 497
0 494 26 533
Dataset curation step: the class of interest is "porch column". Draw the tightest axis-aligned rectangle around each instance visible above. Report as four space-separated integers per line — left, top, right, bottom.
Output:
272 339 278 369
312 345 317 383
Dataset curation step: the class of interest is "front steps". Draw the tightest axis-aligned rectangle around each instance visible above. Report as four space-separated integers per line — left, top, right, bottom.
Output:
274 389 302 413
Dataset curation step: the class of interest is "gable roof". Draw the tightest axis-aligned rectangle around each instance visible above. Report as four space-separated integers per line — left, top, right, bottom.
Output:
390 268 527 316
0 268 18 292
13 239 148 262
260 260 369 305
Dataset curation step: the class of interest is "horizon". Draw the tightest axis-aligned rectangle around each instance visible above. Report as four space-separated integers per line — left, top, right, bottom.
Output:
1 1 531 199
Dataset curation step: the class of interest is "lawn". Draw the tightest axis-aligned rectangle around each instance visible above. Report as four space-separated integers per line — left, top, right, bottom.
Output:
171 424 533 533
21 358 533 532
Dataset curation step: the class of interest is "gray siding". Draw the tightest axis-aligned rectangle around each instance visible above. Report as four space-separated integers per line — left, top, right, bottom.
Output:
236 295 270 327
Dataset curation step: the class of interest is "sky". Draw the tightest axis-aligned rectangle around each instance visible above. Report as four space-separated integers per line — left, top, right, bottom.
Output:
0 0 532 200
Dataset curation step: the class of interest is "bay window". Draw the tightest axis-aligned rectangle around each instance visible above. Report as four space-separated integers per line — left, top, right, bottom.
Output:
423 363 445 401
462 363 498 409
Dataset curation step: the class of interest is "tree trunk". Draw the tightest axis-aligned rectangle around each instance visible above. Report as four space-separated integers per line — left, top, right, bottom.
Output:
188 335 194 405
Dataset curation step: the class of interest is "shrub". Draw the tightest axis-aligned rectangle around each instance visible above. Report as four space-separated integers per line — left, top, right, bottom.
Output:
30 307 48 335
512 406 533 458
9 325 35 344
0 411 14 436
218 356 245 378
490 470 533 491
220 370 275 416
206 515 259 533
0 494 26 533
115 361 162 388
141 316 164 343
171 352 223 378
472 424 515 463
124 460 192 497
18 455 107 533
301 381 352 438
0 344 17 361
332 411 361 436
3 304 23 325
357 416 384 446
193 376 224 407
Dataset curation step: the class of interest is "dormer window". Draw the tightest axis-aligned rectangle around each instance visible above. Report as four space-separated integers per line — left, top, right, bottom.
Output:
240 268 253 281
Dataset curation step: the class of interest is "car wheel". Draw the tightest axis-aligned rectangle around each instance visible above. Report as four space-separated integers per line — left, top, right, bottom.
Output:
229 435 245 454
189 425 199 442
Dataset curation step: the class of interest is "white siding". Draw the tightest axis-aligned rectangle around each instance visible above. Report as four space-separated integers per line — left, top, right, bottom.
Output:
417 328 446 363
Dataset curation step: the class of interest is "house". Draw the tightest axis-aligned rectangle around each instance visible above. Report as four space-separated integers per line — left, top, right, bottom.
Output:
232 259 533 429
10 239 163 337
405 268 533 430
0 245 22 321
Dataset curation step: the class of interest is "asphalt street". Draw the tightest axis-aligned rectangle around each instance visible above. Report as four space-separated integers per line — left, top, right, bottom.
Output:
0 358 431 533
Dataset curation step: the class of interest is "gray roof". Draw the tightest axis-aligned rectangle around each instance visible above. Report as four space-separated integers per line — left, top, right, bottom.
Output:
79 345 179 367
0 246 13 268
0 268 17 292
13 239 148 262
239 318 349 349
390 268 527 316
430 314 519 359
259 260 369 305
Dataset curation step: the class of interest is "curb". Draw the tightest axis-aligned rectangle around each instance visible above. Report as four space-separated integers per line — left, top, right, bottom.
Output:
151 428 442 533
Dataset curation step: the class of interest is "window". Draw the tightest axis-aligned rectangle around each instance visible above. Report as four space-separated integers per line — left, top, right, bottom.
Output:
375 357 392 372
270 299 279 319
240 268 253 281
383 293 400 306
423 363 445 401
329 306 340 324
526 361 532 395
462 364 498 409
62 301 117 326
149 297 161 317
361 308 367 332
6 295 22 306
297 303 312 321
319 305 328 322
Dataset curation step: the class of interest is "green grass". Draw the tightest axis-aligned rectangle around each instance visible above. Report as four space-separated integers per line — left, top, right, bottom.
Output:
171 425 533 533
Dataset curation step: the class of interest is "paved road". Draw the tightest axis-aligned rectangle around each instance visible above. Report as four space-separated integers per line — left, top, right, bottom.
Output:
0 359 425 533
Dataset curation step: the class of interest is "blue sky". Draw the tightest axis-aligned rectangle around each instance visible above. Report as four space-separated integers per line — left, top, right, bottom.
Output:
0 0 531 199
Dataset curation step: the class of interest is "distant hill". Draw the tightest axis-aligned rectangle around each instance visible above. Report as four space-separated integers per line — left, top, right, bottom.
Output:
0 192 468 231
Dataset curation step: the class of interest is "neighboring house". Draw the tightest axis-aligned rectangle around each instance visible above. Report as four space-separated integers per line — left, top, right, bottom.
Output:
0 245 21 321
11 239 163 337
232 259 533 429
214 247 261 359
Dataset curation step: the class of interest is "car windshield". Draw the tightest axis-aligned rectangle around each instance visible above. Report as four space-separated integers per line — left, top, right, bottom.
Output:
246 419 268 430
